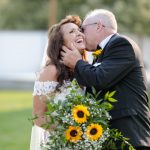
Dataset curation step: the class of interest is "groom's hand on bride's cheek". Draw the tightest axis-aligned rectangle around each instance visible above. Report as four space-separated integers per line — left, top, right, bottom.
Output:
68 44 82 60
60 45 72 67
60 45 82 69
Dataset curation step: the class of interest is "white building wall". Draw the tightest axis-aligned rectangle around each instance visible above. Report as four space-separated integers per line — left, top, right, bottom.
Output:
0 31 47 81
0 31 149 88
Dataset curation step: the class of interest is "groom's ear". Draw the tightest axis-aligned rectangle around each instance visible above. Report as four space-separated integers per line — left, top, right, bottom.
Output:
97 23 101 30
97 22 103 31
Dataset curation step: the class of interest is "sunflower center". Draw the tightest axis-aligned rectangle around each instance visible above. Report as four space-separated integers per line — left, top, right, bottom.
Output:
70 130 77 137
90 128 97 135
77 111 84 118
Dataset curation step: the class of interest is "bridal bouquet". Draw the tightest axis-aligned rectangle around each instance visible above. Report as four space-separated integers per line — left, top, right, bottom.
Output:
41 80 134 150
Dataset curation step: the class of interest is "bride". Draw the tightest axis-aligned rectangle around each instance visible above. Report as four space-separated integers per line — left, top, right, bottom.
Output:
30 15 86 150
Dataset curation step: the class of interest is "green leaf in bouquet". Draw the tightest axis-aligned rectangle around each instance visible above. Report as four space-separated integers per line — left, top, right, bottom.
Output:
49 116 56 124
95 90 101 99
41 122 51 129
121 140 126 150
104 91 117 102
86 92 96 102
61 117 68 123
71 79 77 85
101 102 113 111
61 99 67 105
44 111 51 116
103 129 136 150
93 119 108 126
108 91 116 98
89 93 96 100
58 100 62 105
46 102 56 112
28 115 38 125
104 91 110 100
70 89 76 94
91 86 97 95
77 94 82 100
108 97 117 103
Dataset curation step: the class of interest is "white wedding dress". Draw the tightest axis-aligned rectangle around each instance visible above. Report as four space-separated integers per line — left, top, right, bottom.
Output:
30 80 73 150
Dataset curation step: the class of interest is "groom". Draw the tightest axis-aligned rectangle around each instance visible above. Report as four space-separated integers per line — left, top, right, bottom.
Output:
61 9 150 149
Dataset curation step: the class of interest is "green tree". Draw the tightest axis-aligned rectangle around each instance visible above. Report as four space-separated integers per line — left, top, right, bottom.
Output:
58 0 150 35
101 0 150 47
105 0 150 35
0 0 150 37
0 0 49 30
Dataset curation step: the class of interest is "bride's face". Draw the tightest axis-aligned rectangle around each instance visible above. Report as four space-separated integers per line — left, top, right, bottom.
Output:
61 23 86 54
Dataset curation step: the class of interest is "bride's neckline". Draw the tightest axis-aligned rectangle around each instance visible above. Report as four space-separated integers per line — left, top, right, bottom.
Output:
35 80 58 83
34 80 71 85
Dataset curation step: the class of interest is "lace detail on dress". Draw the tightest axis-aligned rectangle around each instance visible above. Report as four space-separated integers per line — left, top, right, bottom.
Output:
33 81 58 96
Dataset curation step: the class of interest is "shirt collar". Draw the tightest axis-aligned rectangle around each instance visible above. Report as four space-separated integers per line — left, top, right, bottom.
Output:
98 34 114 49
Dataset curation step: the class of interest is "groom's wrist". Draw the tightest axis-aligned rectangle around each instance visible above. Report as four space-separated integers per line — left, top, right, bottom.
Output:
75 59 83 70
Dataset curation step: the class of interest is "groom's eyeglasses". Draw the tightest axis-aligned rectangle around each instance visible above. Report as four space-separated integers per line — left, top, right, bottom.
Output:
80 23 97 33
80 22 105 33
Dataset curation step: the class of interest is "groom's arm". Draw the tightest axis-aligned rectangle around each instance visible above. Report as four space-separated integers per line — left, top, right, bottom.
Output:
74 38 135 89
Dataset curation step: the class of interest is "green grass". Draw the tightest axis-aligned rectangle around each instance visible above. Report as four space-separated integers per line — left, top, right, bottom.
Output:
0 90 32 150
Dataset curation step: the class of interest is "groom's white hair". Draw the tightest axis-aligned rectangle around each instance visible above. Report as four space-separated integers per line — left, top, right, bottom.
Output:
84 9 117 32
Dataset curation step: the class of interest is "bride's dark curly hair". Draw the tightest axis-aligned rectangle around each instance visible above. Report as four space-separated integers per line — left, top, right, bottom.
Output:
46 15 82 89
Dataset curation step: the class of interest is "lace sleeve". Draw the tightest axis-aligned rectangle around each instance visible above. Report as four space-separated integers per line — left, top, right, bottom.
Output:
32 81 58 96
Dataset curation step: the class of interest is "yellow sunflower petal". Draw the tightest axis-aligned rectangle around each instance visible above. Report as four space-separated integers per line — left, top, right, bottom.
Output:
65 126 83 143
86 123 103 141
72 105 90 124
92 49 103 56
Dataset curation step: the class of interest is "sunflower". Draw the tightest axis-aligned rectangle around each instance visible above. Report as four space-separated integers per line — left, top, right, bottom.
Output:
65 126 83 143
72 105 90 123
92 49 103 61
92 49 103 56
85 123 103 141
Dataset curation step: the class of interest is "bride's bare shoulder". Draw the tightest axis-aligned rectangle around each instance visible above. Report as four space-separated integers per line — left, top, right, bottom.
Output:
37 65 57 82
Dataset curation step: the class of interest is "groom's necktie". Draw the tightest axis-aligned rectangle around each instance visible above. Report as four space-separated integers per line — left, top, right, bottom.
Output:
97 44 101 50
